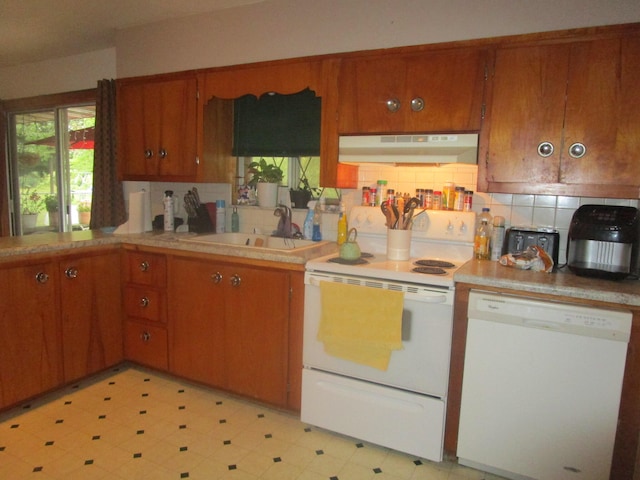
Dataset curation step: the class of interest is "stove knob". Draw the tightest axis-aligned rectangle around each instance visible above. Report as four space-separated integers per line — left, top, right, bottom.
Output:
447 220 454 234
459 221 467 234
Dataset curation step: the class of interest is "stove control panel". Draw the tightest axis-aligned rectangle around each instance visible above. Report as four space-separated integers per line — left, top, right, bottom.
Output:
348 206 476 243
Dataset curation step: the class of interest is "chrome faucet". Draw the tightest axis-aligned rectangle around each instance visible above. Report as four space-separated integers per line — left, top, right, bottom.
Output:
273 204 293 238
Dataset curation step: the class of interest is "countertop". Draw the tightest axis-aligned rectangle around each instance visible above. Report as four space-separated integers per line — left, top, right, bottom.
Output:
454 259 640 307
0 230 338 265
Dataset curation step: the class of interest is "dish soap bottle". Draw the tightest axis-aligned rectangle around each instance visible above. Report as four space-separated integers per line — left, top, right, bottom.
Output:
337 203 347 245
312 202 322 241
303 201 316 240
231 207 239 232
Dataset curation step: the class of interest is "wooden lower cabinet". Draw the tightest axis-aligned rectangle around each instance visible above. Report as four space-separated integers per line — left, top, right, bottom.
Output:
122 248 169 371
124 320 169 370
0 261 63 408
168 255 293 409
60 249 123 382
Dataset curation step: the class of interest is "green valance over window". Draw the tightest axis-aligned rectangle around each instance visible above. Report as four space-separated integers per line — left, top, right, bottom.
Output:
232 88 321 157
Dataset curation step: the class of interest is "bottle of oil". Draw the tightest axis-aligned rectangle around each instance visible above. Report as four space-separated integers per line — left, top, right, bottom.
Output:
474 218 491 260
337 204 348 245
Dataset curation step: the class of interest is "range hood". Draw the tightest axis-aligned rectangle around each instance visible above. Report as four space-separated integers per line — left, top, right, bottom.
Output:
338 133 479 165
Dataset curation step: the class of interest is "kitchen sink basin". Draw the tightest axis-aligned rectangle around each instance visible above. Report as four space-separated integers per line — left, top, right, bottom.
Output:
179 232 322 251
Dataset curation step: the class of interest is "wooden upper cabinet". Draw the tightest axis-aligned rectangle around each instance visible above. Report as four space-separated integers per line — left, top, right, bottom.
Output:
479 31 640 198
338 48 487 134
118 75 199 181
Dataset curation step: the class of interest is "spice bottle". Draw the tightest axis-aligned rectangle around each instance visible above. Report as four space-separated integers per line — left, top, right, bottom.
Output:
443 182 455 210
464 191 473 211
369 187 377 207
454 186 465 211
361 186 370 206
424 189 434 209
432 191 442 210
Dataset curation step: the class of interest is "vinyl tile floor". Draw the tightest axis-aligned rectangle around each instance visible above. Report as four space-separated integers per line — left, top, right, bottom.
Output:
0 365 503 480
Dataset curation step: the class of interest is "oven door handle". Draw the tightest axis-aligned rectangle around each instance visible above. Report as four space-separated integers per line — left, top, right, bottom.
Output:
308 276 451 304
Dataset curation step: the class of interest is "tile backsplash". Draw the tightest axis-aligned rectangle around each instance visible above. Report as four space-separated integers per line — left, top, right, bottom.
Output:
131 164 638 264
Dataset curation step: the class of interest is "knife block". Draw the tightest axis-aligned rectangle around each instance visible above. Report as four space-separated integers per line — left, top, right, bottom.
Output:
188 204 215 233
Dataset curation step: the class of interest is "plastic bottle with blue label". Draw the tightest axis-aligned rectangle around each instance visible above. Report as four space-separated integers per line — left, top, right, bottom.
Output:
303 201 316 240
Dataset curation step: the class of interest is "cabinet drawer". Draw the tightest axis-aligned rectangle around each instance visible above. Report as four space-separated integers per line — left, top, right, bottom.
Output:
124 320 168 370
124 285 166 323
124 251 167 287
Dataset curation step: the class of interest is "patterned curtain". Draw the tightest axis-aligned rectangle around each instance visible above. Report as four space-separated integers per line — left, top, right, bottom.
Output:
90 79 125 229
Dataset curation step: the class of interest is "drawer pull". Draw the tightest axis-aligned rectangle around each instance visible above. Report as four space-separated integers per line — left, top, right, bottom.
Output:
140 331 151 342
139 297 150 308
35 272 49 284
139 261 149 272
212 272 223 284
65 267 78 279
230 274 242 287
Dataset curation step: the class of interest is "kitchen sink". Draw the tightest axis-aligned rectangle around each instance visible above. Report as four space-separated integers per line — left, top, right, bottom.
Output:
179 232 323 251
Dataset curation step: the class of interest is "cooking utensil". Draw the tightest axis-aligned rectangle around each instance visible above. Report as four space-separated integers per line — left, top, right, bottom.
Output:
339 228 361 261
391 205 400 229
192 187 201 205
381 202 394 228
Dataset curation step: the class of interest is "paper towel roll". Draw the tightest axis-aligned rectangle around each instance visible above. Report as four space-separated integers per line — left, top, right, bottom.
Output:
114 190 152 234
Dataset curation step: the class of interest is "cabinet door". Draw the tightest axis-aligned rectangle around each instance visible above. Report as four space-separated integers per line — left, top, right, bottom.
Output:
118 77 198 180
168 257 226 387
124 320 168 371
0 262 62 408
224 264 290 407
481 43 570 189
60 251 123 382
560 36 640 194
339 49 486 134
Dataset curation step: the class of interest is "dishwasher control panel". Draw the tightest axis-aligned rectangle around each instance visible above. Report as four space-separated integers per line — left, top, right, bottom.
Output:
468 291 631 342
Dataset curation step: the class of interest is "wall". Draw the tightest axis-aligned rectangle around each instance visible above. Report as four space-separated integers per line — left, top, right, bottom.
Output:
0 48 116 100
114 0 640 77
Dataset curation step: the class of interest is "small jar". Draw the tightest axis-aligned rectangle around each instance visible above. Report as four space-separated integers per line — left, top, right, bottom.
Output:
432 191 442 210
361 186 370 206
416 189 424 206
464 190 474 211
386 188 395 205
424 189 434 209
369 187 377 207
454 186 465 211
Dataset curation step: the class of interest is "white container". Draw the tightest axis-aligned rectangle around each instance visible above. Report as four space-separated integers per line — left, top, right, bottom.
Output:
490 216 506 261
387 229 412 261
163 190 174 232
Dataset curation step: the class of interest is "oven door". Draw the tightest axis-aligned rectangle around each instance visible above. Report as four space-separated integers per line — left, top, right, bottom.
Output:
302 271 454 398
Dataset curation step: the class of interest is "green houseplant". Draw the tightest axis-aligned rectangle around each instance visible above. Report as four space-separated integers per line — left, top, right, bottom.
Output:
289 176 318 209
21 189 43 215
247 159 283 208
44 194 60 229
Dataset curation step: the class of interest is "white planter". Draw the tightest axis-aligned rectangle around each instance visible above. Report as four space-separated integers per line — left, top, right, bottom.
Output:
256 182 279 208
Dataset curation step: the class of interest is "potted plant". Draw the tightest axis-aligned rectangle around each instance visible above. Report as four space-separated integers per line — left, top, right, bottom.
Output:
44 195 59 229
21 189 43 230
247 158 284 208
289 177 318 209
77 200 91 225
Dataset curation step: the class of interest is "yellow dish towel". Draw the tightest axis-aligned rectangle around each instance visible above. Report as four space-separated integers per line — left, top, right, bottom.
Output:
317 281 404 371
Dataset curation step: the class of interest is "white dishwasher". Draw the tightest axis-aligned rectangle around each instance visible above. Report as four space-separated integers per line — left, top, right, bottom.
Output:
457 290 631 480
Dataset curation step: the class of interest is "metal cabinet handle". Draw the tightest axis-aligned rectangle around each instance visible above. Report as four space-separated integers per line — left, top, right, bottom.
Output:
158 148 168 159
537 142 554 157
65 267 78 279
139 297 149 308
144 149 154 159
212 272 223 284
568 142 586 159
140 331 151 342
410 97 424 112
35 272 49 284
230 274 242 287
385 98 401 113
139 261 149 272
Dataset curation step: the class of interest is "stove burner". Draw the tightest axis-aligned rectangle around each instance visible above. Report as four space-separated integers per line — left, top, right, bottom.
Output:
412 266 448 275
414 259 456 269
